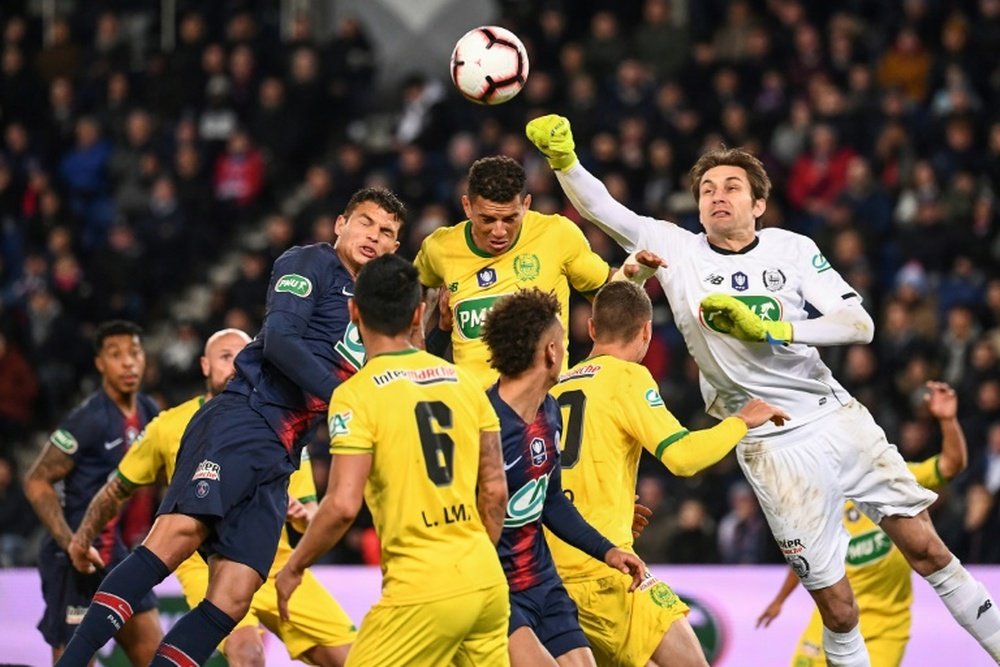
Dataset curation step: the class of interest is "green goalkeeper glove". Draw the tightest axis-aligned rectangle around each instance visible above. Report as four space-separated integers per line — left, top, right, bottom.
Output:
700 294 793 345
525 114 579 171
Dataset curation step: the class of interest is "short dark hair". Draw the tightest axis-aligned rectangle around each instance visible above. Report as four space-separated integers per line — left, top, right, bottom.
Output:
592 282 652 343
354 254 422 336
95 320 143 353
689 146 772 223
482 288 561 378
344 187 408 231
467 156 526 203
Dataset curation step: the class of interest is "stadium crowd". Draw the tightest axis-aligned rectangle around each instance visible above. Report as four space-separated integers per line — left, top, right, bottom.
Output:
1 0 1000 569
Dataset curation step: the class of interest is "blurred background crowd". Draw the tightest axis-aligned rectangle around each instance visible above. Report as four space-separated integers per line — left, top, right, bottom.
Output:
1 0 999 569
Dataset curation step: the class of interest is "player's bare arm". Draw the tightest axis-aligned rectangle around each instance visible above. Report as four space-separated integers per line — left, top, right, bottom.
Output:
69 474 137 573
276 453 372 621
476 430 508 545
24 442 76 551
925 381 967 480
757 568 801 629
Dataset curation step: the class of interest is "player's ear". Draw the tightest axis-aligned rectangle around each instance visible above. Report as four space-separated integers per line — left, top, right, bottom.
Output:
461 194 473 219
752 197 766 221
521 193 532 211
587 318 597 343
411 302 426 331
334 214 348 236
642 320 652 344
347 298 360 325
94 353 106 374
199 355 210 379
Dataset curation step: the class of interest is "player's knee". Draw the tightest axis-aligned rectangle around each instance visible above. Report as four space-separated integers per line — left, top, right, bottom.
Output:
225 630 265 667
821 606 859 633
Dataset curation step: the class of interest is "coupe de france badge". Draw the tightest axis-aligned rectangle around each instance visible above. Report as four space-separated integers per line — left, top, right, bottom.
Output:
731 271 749 291
477 267 497 288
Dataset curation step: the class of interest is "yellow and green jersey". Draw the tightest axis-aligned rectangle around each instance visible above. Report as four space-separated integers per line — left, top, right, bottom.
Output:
838 456 944 639
414 210 610 387
328 349 506 605
547 355 746 581
117 395 317 570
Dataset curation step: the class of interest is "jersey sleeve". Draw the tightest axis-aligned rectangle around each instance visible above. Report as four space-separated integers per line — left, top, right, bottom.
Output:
908 457 945 490
617 366 688 455
557 216 610 295
117 418 166 487
329 384 374 455
48 404 101 463
413 233 444 289
265 246 330 321
796 235 863 314
288 449 318 503
620 366 748 476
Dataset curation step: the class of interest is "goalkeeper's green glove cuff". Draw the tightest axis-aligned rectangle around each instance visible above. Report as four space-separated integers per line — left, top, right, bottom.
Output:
762 321 793 345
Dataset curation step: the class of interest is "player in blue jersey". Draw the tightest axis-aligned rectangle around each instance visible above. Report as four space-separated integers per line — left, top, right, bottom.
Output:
57 187 407 667
481 288 645 667
25 320 163 665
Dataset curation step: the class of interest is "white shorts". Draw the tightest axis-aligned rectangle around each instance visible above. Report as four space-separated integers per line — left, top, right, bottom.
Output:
737 400 936 590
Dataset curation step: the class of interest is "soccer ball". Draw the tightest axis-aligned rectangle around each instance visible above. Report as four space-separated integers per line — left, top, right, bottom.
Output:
450 26 529 105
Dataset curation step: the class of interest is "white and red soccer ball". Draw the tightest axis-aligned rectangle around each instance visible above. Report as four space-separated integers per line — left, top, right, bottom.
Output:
450 26 530 105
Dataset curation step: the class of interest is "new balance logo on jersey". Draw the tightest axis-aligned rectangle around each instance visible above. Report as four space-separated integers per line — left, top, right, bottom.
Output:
477 268 497 287
978 599 993 619
192 459 221 481
704 273 724 285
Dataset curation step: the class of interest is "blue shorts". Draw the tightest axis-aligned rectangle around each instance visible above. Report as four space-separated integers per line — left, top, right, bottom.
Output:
37 549 157 647
159 392 296 580
509 578 589 659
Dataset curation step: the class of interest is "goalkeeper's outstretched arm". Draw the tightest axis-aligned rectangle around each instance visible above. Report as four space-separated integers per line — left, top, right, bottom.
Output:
555 164 654 251
526 114 655 250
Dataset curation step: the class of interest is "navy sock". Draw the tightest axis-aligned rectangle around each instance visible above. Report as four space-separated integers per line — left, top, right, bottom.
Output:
57 546 169 667
151 599 237 667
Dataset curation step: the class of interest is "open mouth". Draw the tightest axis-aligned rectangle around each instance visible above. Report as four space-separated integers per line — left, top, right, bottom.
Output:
358 245 376 258
489 238 509 252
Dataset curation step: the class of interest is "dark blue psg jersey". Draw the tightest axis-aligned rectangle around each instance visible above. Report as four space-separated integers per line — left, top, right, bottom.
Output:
43 389 159 562
488 385 564 593
229 243 362 451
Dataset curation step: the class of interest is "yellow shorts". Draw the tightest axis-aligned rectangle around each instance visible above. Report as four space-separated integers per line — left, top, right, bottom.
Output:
346 583 510 667
793 611 906 667
175 555 357 663
564 571 688 667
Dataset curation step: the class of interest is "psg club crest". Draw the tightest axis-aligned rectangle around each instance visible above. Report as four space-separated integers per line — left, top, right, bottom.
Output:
530 437 547 466
731 271 749 292
762 269 786 292
477 267 497 288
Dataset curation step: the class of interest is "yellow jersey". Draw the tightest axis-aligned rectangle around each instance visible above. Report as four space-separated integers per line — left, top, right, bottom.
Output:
548 355 746 581
117 395 317 571
838 456 944 639
413 210 610 387
328 349 506 605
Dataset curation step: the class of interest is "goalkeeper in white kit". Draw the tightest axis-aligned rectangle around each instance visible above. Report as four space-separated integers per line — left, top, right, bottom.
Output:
525 114 1000 667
